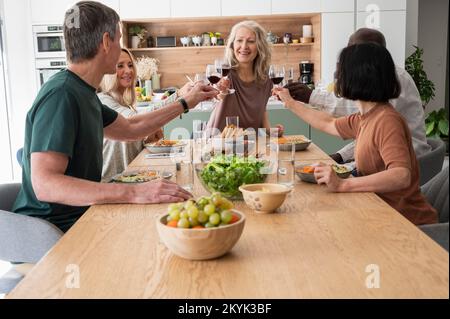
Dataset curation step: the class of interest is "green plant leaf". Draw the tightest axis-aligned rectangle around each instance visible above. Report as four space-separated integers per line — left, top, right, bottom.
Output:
426 121 435 136
438 119 449 137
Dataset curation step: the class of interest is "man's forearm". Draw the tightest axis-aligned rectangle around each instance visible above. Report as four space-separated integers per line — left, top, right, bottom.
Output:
124 102 184 140
33 173 135 206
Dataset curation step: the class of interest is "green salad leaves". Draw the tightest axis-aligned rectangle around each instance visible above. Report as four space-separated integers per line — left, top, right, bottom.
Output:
199 155 267 198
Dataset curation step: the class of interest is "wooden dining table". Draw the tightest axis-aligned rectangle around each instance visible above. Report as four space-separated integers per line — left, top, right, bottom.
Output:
7 140 449 298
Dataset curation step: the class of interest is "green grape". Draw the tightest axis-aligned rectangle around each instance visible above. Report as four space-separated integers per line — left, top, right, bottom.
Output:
169 210 180 221
220 198 233 210
184 200 195 209
177 218 190 228
189 217 199 227
204 222 215 228
187 206 199 219
180 210 189 219
198 211 208 223
220 210 232 224
204 204 216 216
211 193 223 206
197 197 210 209
209 213 220 225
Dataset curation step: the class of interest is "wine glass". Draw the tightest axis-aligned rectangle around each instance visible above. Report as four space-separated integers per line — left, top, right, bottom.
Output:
215 58 235 94
206 64 221 88
269 65 285 88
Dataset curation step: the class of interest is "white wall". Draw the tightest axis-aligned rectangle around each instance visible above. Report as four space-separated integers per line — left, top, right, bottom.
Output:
418 0 449 112
2 0 35 181
405 0 419 57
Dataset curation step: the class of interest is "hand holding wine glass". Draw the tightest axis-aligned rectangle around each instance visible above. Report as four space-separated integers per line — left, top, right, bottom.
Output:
215 58 235 95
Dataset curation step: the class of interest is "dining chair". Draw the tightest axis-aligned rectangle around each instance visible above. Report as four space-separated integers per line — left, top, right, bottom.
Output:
417 138 446 186
0 183 63 295
419 166 449 251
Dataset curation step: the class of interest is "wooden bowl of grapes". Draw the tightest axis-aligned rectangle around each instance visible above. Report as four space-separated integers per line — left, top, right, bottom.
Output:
156 194 246 260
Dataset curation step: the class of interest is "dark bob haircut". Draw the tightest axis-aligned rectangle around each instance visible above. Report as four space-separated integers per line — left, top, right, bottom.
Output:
334 43 401 102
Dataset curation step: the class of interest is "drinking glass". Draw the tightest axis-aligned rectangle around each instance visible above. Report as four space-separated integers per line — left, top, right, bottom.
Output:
277 143 295 187
176 161 193 191
269 65 285 88
225 116 239 128
206 64 221 88
215 58 235 94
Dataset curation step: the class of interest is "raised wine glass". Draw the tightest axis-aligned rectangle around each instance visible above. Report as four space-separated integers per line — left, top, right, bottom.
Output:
269 65 285 88
215 58 235 94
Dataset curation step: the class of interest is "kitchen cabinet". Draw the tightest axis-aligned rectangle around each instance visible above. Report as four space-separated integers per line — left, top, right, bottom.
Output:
321 0 354 13
320 12 354 85
30 0 119 24
124 13 321 89
271 0 321 14
356 10 406 67
221 0 271 17
30 0 75 24
120 0 170 19
171 0 220 18
356 0 406 12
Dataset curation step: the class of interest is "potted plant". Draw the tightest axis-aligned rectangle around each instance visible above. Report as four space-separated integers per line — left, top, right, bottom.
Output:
405 46 435 108
425 108 449 153
129 25 147 49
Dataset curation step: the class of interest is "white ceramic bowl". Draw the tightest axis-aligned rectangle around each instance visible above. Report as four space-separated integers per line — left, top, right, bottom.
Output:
239 183 292 213
156 209 246 260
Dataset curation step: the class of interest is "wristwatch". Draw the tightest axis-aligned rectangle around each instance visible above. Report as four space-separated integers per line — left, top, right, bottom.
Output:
178 98 189 113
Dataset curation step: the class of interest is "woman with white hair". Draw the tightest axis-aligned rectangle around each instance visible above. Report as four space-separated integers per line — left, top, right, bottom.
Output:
207 20 283 135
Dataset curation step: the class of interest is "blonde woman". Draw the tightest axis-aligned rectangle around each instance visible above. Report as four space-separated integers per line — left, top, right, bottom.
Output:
207 20 283 135
99 48 191 181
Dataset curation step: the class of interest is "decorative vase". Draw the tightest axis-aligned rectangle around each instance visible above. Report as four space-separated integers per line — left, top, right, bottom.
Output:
131 36 140 49
152 73 160 90
145 80 152 96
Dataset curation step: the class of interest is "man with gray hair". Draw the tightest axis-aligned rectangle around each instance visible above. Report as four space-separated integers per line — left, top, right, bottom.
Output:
286 28 431 164
13 1 218 232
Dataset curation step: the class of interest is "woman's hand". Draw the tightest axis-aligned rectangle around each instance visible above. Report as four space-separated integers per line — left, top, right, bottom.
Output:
217 77 231 93
144 128 164 144
314 162 343 192
272 87 296 107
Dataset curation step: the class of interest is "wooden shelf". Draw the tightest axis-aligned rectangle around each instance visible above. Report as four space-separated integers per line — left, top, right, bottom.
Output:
122 13 321 88
129 42 314 52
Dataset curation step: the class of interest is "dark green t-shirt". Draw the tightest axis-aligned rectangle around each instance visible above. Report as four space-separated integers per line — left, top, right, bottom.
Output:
13 69 118 232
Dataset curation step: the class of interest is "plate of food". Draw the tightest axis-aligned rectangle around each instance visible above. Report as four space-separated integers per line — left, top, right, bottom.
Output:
110 170 173 183
144 139 187 154
295 163 352 184
277 135 311 151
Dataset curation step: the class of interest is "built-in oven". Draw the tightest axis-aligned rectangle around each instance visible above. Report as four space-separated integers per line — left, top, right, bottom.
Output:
33 25 65 59
35 58 66 88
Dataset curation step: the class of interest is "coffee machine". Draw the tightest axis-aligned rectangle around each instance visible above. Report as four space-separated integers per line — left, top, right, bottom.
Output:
299 61 314 89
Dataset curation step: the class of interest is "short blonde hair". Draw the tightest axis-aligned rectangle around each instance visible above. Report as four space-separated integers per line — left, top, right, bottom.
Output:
99 48 137 109
225 20 271 83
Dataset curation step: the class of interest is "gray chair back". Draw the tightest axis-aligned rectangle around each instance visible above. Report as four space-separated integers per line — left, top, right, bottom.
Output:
0 182 63 263
0 183 21 212
417 138 446 186
419 166 449 251
421 166 449 223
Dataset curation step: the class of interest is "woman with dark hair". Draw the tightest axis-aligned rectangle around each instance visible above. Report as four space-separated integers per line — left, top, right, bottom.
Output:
273 43 437 225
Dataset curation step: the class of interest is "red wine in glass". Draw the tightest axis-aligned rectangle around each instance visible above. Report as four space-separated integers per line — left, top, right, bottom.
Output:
221 67 230 77
270 76 284 85
207 75 221 84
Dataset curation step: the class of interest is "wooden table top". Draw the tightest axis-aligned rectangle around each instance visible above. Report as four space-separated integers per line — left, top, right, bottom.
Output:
8 141 449 298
